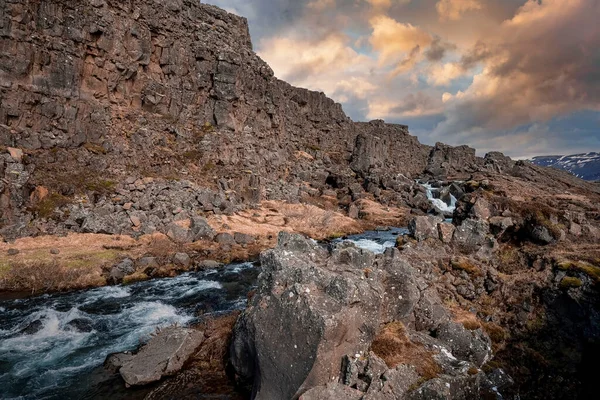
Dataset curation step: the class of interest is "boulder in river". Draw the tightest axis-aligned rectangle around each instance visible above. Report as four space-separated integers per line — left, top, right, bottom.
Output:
114 327 204 386
66 318 94 333
20 319 44 335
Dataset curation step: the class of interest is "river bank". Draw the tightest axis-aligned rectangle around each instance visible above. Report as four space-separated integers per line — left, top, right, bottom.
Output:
0 200 410 296
0 228 406 399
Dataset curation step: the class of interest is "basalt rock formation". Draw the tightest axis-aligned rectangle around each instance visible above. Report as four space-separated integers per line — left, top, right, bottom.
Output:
231 174 600 399
1 0 516 241
231 232 501 400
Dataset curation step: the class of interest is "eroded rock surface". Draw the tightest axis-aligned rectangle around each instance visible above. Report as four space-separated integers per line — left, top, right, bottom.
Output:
108 326 204 387
0 0 516 241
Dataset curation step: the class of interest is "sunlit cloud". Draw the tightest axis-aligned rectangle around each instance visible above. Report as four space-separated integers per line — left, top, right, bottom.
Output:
369 15 432 66
436 0 483 21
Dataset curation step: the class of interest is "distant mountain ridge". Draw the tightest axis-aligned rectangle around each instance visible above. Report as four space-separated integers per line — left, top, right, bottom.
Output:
530 152 600 181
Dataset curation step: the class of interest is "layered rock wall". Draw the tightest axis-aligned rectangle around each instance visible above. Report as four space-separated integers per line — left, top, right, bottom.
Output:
0 0 497 239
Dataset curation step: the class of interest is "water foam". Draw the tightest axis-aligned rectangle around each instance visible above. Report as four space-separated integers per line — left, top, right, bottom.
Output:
423 183 457 214
349 239 396 254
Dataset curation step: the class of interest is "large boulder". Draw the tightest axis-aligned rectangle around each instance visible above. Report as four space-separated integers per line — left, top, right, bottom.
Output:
166 217 215 244
409 216 444 242
230 233 504 399
113 327 204 387
435 322 492 367
230 233 383 399
452 219 490 253
110 258 135 283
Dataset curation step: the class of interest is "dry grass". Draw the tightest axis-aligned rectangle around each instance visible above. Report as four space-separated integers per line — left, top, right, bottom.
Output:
146 234 184 258
449 305 482 331
371 322 442 380
0 234 134 273
355 199 410 227
123 272 150 284
207 200 363 241
450 257 483 276
0 233 174 292
482 322 508 344
1 260 106 293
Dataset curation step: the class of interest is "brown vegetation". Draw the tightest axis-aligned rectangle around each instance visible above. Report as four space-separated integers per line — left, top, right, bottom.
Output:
482 322 508 344
1 260 106 293
355 199 410 228
450 257 483 276
449 305 482 331
371 322 441 380
207 200 363 242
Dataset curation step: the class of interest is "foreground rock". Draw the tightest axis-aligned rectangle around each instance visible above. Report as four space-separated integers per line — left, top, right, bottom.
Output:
106 327 204 387
230 232 505 399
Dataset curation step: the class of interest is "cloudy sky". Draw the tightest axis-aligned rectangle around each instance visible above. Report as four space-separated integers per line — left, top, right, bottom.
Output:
205 0 600 158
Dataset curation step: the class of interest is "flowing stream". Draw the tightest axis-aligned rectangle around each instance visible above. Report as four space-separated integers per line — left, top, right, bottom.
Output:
0 229 407 400
422 182 458 215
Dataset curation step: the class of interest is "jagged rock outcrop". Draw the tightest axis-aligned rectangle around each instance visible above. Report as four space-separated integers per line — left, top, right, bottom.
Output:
229 171 600 399
400 176 600 400
230 232 505 399
425 142 482 179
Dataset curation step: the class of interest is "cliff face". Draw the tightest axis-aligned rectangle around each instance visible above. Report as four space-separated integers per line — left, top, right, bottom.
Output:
0 0 449 238
1 0 597 241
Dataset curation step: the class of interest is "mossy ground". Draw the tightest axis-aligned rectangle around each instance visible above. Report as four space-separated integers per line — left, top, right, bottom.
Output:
450 257 483 276
557 260 600 283
560 277 583 289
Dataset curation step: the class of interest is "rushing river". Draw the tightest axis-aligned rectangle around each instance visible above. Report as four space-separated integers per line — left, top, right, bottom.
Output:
0 229 407 400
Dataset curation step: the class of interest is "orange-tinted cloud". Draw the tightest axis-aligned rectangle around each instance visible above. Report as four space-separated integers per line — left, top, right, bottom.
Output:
369 15 432 69
435 0 600 140
436 0 483 21
211 0 600 156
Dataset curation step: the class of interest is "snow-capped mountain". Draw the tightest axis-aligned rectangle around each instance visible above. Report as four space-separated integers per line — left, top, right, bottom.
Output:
530 152 600 181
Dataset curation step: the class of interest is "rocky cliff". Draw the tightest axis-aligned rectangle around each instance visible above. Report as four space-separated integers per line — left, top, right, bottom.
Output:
0 0 515 241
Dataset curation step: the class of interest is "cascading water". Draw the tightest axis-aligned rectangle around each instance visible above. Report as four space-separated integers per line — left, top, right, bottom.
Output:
331 227 408 254
0 229 408 399
422 183 458 215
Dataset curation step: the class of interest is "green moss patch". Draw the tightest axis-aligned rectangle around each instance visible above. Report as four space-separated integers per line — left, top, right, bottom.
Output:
557 260 600 283
560 277 583 289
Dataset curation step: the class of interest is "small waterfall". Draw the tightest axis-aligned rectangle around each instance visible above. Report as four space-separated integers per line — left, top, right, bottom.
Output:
331 227 409 254
422 183 458 215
